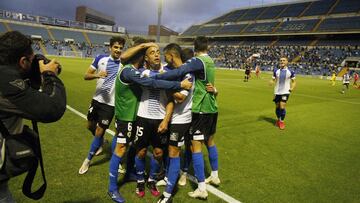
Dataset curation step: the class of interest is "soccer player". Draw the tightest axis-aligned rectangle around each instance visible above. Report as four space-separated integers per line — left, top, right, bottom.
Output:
107 40 192 203
133 44 175 198
157 43 195 203
353 72 358 87
270 56 296 130
178 47 195 187
342 68 351 94
244 64 251 82
79 36 125 175
154 36 220 200
330 71 337 86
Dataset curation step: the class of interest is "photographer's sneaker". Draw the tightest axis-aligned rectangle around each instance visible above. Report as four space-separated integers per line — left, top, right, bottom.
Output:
78 158 90 175
136 182 145 198
188 188 208 200
118 164 126 174
147 181 160 197
205 176 221 186
178 172 187 186
108 190 125 203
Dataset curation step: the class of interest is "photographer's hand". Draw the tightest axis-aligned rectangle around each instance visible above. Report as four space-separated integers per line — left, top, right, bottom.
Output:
39 59 60 75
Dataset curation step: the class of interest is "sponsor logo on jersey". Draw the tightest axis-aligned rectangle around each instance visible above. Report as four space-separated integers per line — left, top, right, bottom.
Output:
170 132 179 141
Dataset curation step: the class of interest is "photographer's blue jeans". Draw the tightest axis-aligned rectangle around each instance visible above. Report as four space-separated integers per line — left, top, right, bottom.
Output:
0 181 15 203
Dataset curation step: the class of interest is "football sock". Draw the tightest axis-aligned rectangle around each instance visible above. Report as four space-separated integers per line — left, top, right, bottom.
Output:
87 136 103 160
165 157 180 194
192 152 205 182
135 156 145 182
108 154 122 192
149 155 160 180
207 145 219 174
280 108 286 121
276 107 281 119
183 147 192 173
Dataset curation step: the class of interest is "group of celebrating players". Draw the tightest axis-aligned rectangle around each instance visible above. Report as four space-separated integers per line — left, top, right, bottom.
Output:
77 36 220 203
76 35 296 203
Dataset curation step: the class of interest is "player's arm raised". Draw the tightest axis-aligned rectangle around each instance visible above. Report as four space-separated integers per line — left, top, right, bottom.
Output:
120 42 158 63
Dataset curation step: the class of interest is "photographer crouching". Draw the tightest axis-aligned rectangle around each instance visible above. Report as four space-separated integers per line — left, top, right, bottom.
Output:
0 31 66 202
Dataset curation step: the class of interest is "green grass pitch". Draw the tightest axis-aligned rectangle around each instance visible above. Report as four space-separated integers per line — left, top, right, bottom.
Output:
9 57 360 203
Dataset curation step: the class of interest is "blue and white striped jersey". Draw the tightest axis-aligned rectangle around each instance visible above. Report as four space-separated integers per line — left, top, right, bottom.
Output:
91 54 121 106
137 66 169 120
273 67 295 95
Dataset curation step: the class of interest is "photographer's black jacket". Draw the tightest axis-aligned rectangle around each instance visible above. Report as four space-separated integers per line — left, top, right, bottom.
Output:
0 64 66 134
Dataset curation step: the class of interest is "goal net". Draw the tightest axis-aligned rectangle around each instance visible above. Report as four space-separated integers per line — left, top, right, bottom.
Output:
61 50 83 58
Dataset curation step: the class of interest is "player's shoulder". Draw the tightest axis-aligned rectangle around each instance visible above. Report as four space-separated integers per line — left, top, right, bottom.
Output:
95 54 109 60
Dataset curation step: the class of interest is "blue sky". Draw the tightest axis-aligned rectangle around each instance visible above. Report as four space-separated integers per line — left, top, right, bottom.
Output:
0 0 299 33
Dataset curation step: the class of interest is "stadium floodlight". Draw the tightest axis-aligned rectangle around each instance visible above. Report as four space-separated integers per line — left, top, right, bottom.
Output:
157 0 163 42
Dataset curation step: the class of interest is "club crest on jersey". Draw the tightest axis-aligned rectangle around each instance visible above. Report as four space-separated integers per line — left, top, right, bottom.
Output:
101 119 109 125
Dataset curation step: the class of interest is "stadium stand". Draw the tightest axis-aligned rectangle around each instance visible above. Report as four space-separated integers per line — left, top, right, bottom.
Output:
216 24 248 35
86 32 113 45
193 25 221 35
330 0 360 14
244 22 278 33
240 7 265 21
278 2 310 18
276 19 319 32
301 0 337 16
50 29 86 43
8 23 50 39
257 5 287 20
318 16 360 32
179 0 360 76
0 22 8 33
224 10 248 23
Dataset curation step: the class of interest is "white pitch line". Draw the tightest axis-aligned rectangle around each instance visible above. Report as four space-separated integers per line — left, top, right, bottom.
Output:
66 105 242 203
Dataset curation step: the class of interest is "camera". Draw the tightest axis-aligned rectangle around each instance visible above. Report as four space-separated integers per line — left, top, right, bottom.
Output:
29 54 62 89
